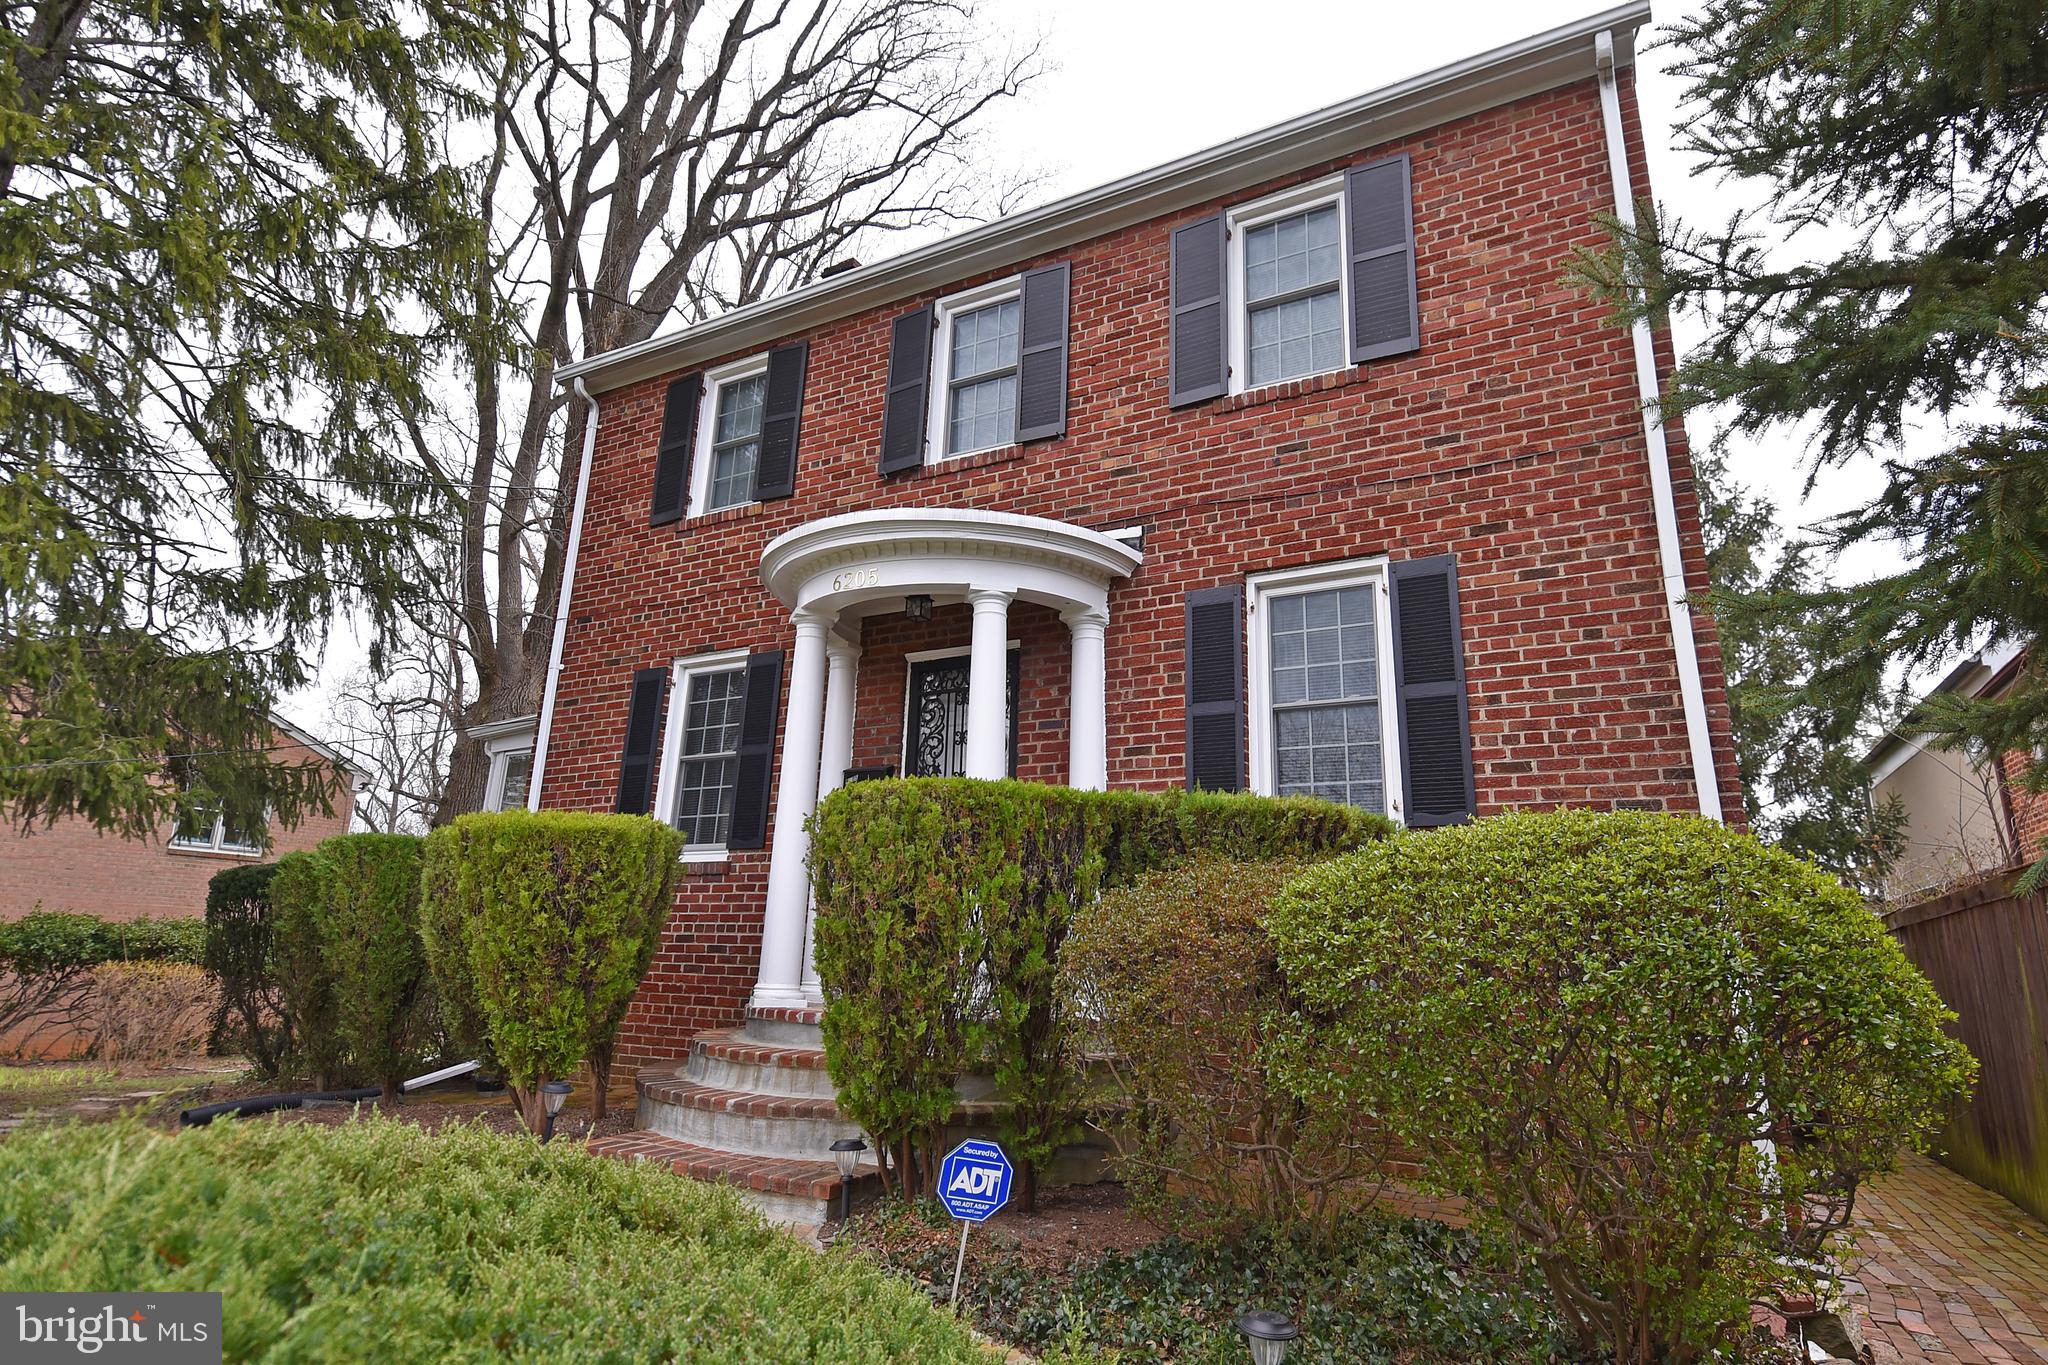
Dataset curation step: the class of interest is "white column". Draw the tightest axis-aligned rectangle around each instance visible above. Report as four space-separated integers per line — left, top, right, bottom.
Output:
1062 605 1109 790
962 588 1014 780
801 637 859 1004
752 609 830 1012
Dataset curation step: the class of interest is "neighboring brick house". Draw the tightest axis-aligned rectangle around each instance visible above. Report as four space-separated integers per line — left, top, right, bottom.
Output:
0 717 362 922
1867 642 2047 901
534 1 1741 1071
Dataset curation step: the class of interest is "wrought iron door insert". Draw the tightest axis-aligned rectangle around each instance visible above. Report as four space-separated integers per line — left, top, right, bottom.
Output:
904 649 1020 777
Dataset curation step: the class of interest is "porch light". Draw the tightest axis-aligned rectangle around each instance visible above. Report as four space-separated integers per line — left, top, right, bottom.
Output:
540 1080 573 1143
829 1137 867 1222
903 593 933 623
1235 1309 1298 1365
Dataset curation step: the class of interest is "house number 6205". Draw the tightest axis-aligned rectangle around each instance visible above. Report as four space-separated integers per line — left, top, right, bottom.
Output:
831 567 880 591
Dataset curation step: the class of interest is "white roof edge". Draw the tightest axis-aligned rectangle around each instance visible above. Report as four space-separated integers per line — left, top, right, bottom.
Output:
1862 639 2028 773
268 713 372 783
557 2 1651 395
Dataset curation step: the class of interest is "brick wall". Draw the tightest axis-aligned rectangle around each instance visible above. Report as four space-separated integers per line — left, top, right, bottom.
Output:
542 71 1746 1063
0 734 355 922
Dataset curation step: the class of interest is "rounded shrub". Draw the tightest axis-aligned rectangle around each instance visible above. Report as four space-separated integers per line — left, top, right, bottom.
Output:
419 812 683 1130
1063 857 1390 1239
1264 808 1976 1364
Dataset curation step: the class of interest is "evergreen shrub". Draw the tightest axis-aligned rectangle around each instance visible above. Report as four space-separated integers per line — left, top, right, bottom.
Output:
309 833 432 1095
203 863 289 1075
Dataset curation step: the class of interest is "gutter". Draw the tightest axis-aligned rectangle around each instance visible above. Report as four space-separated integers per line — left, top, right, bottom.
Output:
1594 29 1724 821
557 2 1651 396
528 378 601 811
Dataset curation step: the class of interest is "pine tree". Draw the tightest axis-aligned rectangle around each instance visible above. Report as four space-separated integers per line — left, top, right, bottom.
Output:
0 2 508 836
1584 0 2048 886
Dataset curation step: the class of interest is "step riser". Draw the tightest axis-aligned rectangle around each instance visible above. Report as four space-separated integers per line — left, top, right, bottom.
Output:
740 1017 824 1048
639 1093 865 1161
685 1051 837 1100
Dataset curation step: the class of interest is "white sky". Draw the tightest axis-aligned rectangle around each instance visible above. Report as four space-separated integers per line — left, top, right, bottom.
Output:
285 0 1895 732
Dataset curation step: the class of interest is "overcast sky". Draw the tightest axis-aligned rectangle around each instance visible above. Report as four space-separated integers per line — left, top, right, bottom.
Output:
288 1 1890 734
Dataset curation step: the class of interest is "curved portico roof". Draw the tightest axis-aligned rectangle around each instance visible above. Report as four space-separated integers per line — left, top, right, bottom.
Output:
759 508 1142 617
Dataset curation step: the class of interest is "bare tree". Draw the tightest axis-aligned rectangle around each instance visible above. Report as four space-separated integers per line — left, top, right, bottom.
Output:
327 633 463 835
416 0 1039 819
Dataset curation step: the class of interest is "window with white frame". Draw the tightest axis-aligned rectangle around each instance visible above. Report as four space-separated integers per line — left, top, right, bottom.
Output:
927 279 1021 459
1247 560 1401 821
169 800 264 855
654 650 749 855
1228 176 1350 393
691 356 768 516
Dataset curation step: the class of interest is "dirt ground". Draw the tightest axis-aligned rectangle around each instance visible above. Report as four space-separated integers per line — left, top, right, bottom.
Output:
848 1178 1165 1269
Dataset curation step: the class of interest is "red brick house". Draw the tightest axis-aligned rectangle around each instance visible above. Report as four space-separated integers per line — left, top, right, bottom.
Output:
538 4 1743 1218
0 717 361 923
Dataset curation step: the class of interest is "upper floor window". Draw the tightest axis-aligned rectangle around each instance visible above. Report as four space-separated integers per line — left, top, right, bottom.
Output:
653 649 750 857
927 278 1021 460
691 355 769 516
170 800 264 855
1227 177 1350 393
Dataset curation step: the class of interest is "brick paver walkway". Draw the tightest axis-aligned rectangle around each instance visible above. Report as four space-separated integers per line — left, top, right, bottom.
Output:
1846 1152 2048 1362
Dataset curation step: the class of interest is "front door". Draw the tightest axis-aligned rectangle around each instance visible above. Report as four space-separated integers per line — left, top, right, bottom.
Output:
904 649 1020 777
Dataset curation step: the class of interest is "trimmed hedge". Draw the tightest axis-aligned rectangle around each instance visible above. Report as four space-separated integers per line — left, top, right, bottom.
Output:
203 863 288 1074
0 911 207 1058
1265 809 1974 1364
267 852 347 1087
420 812 683 1129
311 834 432 1095
0 1118 997 1362
809 778 1391 1203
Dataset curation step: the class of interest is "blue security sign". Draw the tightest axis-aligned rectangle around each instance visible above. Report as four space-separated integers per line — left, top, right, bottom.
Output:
935 1139 1013 1223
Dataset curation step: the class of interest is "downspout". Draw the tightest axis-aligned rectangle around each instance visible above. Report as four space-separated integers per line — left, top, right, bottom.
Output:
528 377 601 811
1595 30 1724 821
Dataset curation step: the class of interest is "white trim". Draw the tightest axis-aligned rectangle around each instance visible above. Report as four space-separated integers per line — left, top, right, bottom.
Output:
1594 31 1723 822
1867 734 1928 789
479 720 537 814
167 812 266 858
555 4 1648 396
925 275 1023 462
1225 174 1352 396
689 351 771 517
1245 557 1404 824
651 648 752 861
530 380 601 811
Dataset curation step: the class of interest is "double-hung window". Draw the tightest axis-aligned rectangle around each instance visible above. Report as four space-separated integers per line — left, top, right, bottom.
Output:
1247 560 1402 821
927 279 1021 459
1227 177 1351 393
654 650 750 856
691 357 768 516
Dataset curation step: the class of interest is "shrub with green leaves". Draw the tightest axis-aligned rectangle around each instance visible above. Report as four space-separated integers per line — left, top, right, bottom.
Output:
266 851 346 1087
1063 857 1391 1240
203 863 289 1076
0 1118 998 1362
809 778 1389 1204
416 829 491 1072
421 812 683 1129
1265 809 1976 1364
308 833 432 1095
0 911 208 1058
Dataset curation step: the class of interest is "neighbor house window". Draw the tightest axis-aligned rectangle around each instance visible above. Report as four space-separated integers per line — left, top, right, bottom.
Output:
1227 176 1350 393
926 278 1021 459
170 801 263 855
690 356 769 515
1246 559 1401 821
654 650 750 855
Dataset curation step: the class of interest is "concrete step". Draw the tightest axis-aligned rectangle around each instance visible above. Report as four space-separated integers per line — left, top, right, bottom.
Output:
685 1027 837 1101
742 1005 824 1047
587 1130 881 1229
636 1068 865 1160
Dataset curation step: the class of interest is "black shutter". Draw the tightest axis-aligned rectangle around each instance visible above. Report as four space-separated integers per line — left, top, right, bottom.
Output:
1345 152 1420 362
1184 585 1245 791
878 305 933 474
613 667 669 815
727 649 786 850
752 342 807 501
649 374 703 526
1014 261 1071 441
1390 555 1475 827
1168 214 1228 407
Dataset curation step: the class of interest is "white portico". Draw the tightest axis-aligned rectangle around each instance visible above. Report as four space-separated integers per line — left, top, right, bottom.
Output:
749 508 1143 1011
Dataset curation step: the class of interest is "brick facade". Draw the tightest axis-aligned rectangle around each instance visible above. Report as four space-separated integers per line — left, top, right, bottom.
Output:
0 730 356 923
539 68 1745 1063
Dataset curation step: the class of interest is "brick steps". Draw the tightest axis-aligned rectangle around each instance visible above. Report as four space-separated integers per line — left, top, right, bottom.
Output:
587 1130 881 1227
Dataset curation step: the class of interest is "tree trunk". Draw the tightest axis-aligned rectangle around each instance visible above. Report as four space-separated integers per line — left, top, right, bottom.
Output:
590 1045 613 1122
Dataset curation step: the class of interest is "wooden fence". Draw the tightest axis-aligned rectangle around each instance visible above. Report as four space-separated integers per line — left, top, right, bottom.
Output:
1884 869 2048 1220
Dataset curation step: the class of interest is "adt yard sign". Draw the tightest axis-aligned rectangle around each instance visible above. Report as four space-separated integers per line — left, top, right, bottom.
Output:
936 1139 1013 1222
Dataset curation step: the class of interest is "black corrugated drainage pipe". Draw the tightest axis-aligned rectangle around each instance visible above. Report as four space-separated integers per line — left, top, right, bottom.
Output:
179 1088 380 1127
